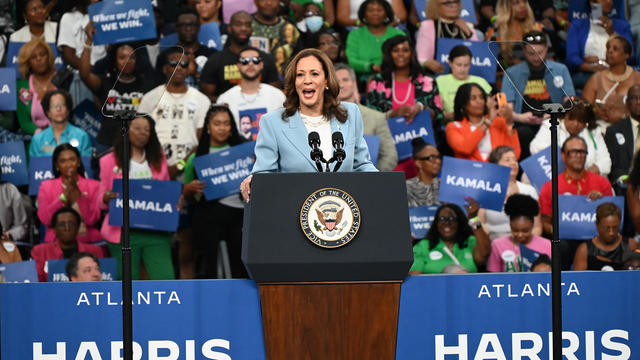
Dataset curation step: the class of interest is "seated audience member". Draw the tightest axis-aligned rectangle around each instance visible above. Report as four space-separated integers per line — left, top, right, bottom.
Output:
10 0 57 43
182 106 247 278
31 207 103 282
622 249 640 270
409 201 490 274
566 0 633 89
416 0 479 74
99 115 175 280
345 0 405 82
0 223 23 265
478 146 540 240
216 46 286 139
531 253 552 272
335 63 398 171
16 39 58 134
29 89 92 157
445 83 519 161
79 40 155 147
199 11 279 103
316 30 345 64
66 252 102 282
573 202 638 270
583 35 640 127
336 0 406 28
0 167 28 243
605 85 640 194
539 135 613 270
530 97 610 176
487 194 551 272
436 45 492 122
405 138 441 207
37 144 101 244
500 30 575 159
626 151 640 234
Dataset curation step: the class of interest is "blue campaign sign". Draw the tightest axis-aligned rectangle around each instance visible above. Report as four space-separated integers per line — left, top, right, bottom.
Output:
0 141 28 185
519 243 542 272
520 146 565 193
388 110 436 161
415 0 476 23
0 260 38 283
364 135 380 167
47 258 117 282
558 195 625 240
159 32 178 47
72 99 102 144
436 39 497 83
0 280 266 359
109 179 182 231
199 21 222 50
438 156 511 211
409 205 439 239
239 108 267 141
89 0 157 45
0 68 16 110
396 272 639 359
568 0 624 20
7 42 63 78
28 156 94 195
193 142 256 201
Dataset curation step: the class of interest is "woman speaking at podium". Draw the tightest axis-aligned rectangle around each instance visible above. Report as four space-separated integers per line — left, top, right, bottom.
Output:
240 48 377 201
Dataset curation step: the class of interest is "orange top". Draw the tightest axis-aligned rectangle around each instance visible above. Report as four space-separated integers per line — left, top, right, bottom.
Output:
445 116 521 162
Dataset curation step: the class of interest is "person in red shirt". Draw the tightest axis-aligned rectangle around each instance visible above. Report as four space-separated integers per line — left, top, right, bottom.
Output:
539 135 613 269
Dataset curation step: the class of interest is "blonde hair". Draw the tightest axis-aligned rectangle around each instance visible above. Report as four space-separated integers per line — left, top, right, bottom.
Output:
494 0 537 64
17 39 55 79
425 0 441 20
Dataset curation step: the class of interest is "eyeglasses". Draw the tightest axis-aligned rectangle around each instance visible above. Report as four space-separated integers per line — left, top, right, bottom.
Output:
55 220 78 229
238 56 262 65
438 216 458 223
50 104 67 110
524 35 545 43
440 0 460 5
566 149 588 156
168 60 189 68
176 22 198 29
416 154 442 162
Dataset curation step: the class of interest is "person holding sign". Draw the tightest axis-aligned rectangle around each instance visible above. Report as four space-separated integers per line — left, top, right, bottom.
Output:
406 138 442 207
99 115 175 280
409 201 491 274
240 48 377 200
37 144 101 244
487 194 551 272
573 202 637 271
182 105 247 278
10 0 58 43
445 83 519 161
415 0 479 74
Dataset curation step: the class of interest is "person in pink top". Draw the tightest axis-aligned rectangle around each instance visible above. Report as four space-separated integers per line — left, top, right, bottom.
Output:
487 194 551 272
37 144 102 244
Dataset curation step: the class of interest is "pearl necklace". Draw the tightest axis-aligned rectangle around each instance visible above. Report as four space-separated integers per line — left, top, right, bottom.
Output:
392 72 412 106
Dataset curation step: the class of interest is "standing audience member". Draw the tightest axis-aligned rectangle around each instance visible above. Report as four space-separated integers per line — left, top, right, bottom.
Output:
445 83 519 161
10 0 57 43
216 47 286 139
99 115 175 280
573 203 638 270
487 194 550 272
66 252 102 282
405 138 441 207
37 144 102 244
0 167 28 243
196 0 222 27
335 63 398 171
486 0 543 65
138 47 211 179
31 207 103 282
29 89 92 157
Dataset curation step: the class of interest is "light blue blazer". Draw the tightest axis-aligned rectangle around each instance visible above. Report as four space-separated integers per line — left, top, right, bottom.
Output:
251 102 378 173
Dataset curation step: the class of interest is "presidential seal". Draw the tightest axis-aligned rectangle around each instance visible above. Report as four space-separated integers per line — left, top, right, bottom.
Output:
300 188 360 248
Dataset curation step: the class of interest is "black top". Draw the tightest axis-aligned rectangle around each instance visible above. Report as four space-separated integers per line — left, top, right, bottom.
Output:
587 237 630 271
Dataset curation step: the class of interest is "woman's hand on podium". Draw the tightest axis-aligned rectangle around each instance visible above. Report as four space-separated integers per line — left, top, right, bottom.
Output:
240 175 252 202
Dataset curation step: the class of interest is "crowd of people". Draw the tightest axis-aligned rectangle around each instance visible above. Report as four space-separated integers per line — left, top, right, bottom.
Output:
2 0 640 282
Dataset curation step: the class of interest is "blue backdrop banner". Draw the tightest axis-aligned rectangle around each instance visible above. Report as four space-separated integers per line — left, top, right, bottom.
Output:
438 156 511 210
0 260 37 283
47 258 118 282
0 68 16 110
558 195 625 240
409 205 439 239
109 179 181 231
0 141 28 185
193 142 256 201
7 42 63 78
520 146 565 193
364 135 380 167
436 39 497 83
28 156 94 195
0 280 266 359
388 110 436 161
88 0 157 45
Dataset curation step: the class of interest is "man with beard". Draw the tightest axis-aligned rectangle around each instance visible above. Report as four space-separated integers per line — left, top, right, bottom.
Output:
200 11 279 102
216 47 285 140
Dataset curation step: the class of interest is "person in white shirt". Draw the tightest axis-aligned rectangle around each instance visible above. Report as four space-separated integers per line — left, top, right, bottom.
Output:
10 0 57 43
216 46 285 140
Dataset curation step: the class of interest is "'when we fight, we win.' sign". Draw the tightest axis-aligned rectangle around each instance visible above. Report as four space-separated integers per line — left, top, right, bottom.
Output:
193 142 256 201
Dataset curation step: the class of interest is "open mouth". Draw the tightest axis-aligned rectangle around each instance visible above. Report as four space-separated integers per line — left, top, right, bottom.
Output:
302 89 316 98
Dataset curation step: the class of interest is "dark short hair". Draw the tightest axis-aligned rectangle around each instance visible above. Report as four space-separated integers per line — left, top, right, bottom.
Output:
531 254 551 270
41 89 73 115
504 194 540 222
358 0 394 25
449 45 472 62
561 134 587 153
454 83 488 121
608 34 632 55
176 7 200 23
66 252 100 279
595 202 621 223
238 46 262 59
52 143 86 178
411 137 435 159
51 206 81 229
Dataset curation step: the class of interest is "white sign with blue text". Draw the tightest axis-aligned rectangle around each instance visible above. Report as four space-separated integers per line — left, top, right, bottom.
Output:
0 68 16 110
409 205 439 239
28 156 94 195
436 39 496 83
193 142 255 201
438 156 511 211
520 146 565 192
388 110 436 161
89 0 157 45
558 195 625 240
0 141 28 185
109 179 181 232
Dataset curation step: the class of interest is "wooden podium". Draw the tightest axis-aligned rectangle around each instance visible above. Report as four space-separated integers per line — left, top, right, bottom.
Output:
242 173 413 359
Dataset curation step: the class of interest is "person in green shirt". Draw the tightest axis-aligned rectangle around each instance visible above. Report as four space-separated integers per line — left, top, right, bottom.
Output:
409 199 491 274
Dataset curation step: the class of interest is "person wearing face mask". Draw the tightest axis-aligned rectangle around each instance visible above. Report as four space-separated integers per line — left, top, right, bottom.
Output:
292 3 328 54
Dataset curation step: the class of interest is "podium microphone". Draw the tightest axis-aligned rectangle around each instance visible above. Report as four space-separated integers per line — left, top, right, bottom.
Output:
331 132 346 172
308 131 324 172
